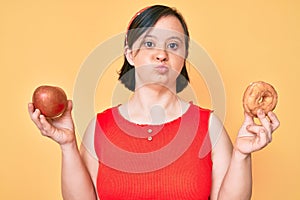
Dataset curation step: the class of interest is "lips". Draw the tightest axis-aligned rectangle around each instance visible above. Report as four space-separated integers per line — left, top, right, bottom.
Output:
155 65 169 74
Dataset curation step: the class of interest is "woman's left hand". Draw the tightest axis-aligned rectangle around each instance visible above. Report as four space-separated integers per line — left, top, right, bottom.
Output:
235 109 280 155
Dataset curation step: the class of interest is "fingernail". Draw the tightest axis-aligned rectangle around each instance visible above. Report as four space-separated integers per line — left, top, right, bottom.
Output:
258 109 264 116
259 129 266 134
246 125 251 130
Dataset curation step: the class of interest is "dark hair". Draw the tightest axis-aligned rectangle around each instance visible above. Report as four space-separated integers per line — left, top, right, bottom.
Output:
118 5 190 93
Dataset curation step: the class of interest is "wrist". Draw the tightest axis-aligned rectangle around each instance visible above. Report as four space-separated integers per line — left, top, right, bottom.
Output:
233 147 251 161
60 140 78 153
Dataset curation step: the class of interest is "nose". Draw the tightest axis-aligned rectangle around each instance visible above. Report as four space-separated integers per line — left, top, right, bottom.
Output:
156 49 168 62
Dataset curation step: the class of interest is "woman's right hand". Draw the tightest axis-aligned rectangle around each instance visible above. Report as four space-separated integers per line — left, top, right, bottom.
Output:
28 100 76 148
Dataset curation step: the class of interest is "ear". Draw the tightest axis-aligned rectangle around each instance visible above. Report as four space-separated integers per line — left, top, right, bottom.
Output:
124 46 135 66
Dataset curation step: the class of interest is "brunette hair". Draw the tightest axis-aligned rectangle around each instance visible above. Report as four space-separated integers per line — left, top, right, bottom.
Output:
118 5 190 93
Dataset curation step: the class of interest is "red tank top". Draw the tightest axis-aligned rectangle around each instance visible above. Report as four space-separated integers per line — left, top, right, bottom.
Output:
94 103 212 199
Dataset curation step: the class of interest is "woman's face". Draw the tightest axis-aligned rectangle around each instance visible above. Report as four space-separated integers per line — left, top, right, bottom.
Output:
126 15 187 91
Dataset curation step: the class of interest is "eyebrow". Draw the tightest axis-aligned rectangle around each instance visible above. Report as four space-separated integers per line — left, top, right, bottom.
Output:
141 34 157 40
142 34 184 43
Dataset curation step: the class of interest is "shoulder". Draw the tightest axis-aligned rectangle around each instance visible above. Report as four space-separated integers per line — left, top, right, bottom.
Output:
185 101 211 113
96 106 117 117
189 102 212 113
81 106 118 155
189 102 213 124
96 105 120 122
208 111 232 152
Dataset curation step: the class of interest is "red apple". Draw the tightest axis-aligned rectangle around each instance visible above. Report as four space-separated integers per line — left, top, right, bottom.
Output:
32 85 68 118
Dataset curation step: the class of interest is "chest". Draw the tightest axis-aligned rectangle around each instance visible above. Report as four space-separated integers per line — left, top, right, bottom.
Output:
94 106 212 199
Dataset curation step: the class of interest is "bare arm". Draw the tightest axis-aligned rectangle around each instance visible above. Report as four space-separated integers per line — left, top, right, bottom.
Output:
217 149 252 200
209 112 252 200
210 110 280 200
61 142 97 200
80 117 99 199
209 113 233 200
28 101 97 200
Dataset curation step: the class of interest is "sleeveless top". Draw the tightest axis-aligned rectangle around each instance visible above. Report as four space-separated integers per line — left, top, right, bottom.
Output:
94 103 213 200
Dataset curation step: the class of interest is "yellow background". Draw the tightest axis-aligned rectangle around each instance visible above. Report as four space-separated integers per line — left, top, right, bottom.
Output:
1 0 299 199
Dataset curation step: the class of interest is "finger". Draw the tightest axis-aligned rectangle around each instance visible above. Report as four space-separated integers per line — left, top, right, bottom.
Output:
267 111 280 131
256 129 272 147
28 103 38 120
28 103 36 121
40 115 66 143
243 111 254 125
248 124 272 145
247 124 265 135
61 100 73 117
29 107 44 130
248 124 272 141
39 115 56 137
67 100 73 110
257 109 272 134
27 103 34 114
28 103 40 122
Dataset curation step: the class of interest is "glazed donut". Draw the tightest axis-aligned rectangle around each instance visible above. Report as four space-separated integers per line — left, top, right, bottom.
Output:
243 81 278 117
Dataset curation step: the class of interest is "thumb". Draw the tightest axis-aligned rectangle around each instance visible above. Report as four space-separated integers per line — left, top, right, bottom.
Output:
62 100 73 117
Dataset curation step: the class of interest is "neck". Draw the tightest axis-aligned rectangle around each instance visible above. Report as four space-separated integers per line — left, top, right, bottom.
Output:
124 86 185 124
132 86 178 109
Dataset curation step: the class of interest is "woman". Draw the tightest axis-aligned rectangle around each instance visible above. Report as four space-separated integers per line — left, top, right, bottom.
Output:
28 5 280 200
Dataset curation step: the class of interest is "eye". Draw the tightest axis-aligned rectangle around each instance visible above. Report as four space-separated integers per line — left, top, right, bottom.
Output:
144 41 155 48
167 42 178 50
